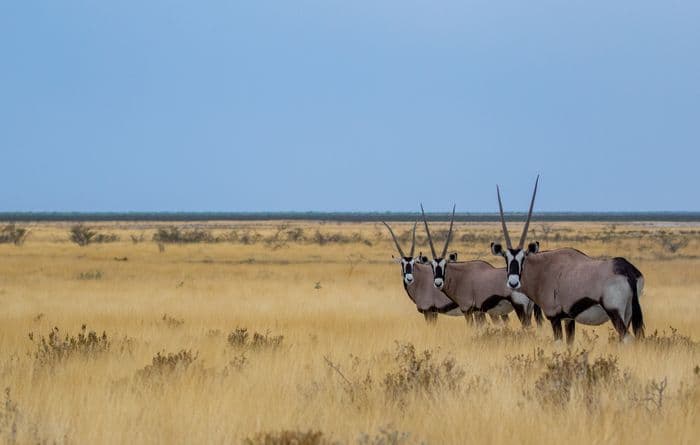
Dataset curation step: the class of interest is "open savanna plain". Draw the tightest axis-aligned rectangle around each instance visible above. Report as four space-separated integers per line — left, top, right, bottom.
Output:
0 220 699 444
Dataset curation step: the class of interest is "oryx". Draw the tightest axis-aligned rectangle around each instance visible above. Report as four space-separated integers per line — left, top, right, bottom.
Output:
491 176 645 344
382 221 462 324
420 205 542 327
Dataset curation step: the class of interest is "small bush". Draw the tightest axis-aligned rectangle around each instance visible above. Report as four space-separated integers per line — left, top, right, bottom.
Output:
227 327 284 351
69 224 96 246
227 328 249 347
69 224 118 246
137 350 199 378
472 326 537 344
533 350 621 408
243 430 330 445
637 327 698 350
357 427 412 445
29 325 111 367
161 313 184 328
383 342 464 402
130 233 145 244
0 224 29 245
0 388 19 443
77 270 102 280
153 227 214 243
656 231 690 253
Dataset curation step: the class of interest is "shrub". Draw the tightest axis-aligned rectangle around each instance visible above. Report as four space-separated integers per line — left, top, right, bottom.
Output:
69 224 96 246
243 430 330 445
130 233 145 244
137 350 199 378
472 326 537 344
69 224 119 246
533 350 621 408
77 270 102 280
637 327 698 350
0 388 19 443
153 227 214 243
357 427 412 445
29 325 111 367
656 231 690 253
161 313 184 328
383 342 464 402
0 224 29 245
227 327 284 351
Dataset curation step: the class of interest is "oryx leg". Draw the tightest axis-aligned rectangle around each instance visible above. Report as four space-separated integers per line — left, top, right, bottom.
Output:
564 320 576 346
533 305 544 326
510 300 532 328
463 311 474 326
423 311 438 325
473 311 487 326
511 292 534 328
549 317 563 342
602 276 634 341
603 307 629 341
488 314 508 325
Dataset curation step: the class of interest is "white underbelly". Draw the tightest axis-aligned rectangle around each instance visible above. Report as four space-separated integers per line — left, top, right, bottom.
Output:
444 307 463 316
487 300 514 316
574 305 609 325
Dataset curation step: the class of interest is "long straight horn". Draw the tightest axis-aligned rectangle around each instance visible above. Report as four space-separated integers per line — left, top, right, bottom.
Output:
381 221 405 257
420 204 438 258
441 204 456 258
409 221 417 257
518 174 539 249
497 185 513 249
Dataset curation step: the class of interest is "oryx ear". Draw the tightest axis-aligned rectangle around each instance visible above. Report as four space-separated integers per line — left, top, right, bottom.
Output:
448 252 458 262
527 241 540 254
392 255 401 263
491 242 504 256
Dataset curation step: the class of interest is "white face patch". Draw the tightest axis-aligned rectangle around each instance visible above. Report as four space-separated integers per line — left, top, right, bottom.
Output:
401 259 415 285
431 258 448 289
505 249 526 289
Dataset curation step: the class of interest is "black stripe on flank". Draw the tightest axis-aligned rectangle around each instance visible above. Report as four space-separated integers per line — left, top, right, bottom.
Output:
480 295 507 312
436 302 459 313
566 297 599 318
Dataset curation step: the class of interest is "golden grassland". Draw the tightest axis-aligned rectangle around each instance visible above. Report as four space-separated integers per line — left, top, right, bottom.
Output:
0 220 699 444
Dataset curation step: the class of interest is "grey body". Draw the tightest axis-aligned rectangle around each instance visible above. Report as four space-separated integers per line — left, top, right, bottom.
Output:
419 204 540 327
517 248 644 339
404 263 462 321
441 260 536 326
382 221 460 324
491 176 645 343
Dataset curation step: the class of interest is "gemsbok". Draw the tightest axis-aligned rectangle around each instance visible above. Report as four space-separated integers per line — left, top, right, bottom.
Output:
420 205 542 327
491 176 645 344
382 221 462 324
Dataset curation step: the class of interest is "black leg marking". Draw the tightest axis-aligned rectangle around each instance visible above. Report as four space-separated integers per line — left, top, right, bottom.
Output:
463 311 474 326
550 317 563 341
604 308 628 341
533 305 544 326
564 320 576 346
512 303 529 327
501 314 510 324
424 311 438 325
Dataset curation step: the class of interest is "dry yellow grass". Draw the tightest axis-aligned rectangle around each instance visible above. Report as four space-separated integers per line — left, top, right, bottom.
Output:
0 220 699 444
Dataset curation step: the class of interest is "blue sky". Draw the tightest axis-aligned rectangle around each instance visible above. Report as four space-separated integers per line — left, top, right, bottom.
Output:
1 1 698 212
